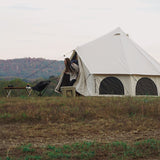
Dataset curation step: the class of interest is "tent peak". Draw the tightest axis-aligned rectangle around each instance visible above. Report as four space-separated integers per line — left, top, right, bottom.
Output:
111 27 127 37
76 27 127 50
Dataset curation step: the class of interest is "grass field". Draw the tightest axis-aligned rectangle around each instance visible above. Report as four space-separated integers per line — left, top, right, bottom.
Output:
0 96 160 159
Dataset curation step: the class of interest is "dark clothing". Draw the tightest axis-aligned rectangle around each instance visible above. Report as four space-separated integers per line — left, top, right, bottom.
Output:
61 73 70 86
69 79 76 86
71 60 78 65
61 73 76 87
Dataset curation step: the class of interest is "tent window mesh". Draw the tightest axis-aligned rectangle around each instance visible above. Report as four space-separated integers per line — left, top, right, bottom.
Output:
136 78 158 96
99 77 124 95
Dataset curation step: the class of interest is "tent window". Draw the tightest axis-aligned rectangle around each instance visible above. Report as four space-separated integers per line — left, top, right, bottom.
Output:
99 77 124 95
136 78 158 96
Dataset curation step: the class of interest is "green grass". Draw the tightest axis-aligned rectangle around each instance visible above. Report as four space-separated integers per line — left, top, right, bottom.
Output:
20 144 35 153
2 139 160 160
0 113 11 119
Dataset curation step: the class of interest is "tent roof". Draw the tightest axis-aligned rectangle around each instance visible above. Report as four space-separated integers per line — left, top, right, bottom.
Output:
75 27 160 75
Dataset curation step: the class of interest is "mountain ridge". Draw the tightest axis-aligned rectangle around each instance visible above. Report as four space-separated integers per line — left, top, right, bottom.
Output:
0 58 64 79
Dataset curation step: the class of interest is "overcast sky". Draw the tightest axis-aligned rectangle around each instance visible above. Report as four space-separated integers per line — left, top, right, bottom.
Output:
0 0 160 61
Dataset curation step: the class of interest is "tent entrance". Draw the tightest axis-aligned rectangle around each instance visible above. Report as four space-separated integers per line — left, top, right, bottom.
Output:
55 51 78 92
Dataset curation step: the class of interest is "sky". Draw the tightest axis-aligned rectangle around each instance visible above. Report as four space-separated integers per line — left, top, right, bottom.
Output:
0 0 160 61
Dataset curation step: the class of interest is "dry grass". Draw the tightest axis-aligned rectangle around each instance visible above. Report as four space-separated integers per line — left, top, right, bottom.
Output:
0 96 160 159
0 96 160 123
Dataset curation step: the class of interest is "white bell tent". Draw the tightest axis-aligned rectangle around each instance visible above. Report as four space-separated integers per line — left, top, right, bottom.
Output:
55 28 160 96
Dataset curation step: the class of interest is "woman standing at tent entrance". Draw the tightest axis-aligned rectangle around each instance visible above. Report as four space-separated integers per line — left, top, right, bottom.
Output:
63 58 79 86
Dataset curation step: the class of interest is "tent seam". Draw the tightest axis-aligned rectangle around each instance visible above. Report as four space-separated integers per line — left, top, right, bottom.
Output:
119 36 132 74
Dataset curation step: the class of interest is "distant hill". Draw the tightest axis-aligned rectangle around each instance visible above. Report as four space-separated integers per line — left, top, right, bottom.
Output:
0 58 64 79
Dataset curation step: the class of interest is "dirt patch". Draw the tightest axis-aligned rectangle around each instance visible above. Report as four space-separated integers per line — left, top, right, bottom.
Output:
0 120 159 152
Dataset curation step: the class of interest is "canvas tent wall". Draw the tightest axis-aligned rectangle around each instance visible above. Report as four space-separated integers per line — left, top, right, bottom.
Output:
55 27 160 96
